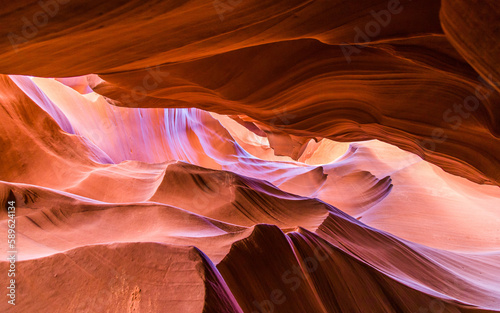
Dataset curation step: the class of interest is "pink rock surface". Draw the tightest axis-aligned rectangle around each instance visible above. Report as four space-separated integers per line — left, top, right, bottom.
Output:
0 2 499 312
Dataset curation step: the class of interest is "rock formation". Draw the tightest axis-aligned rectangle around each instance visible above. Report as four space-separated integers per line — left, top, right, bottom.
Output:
0 1 499 312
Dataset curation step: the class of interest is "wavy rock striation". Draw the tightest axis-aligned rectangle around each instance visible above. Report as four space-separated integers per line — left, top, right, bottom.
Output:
0 1 499 312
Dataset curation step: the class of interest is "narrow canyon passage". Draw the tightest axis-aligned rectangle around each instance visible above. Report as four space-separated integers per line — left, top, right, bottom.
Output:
0 1 499 312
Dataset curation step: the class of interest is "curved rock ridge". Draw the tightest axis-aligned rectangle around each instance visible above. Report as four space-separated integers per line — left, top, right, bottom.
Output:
219 224 500 312
0 1 499 312
3 180 499 312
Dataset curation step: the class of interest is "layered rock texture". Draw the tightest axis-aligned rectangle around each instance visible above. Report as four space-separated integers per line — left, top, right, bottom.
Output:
0 1 499 312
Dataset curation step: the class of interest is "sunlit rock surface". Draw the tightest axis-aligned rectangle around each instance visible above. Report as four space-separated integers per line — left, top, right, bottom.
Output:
0 1 499 312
